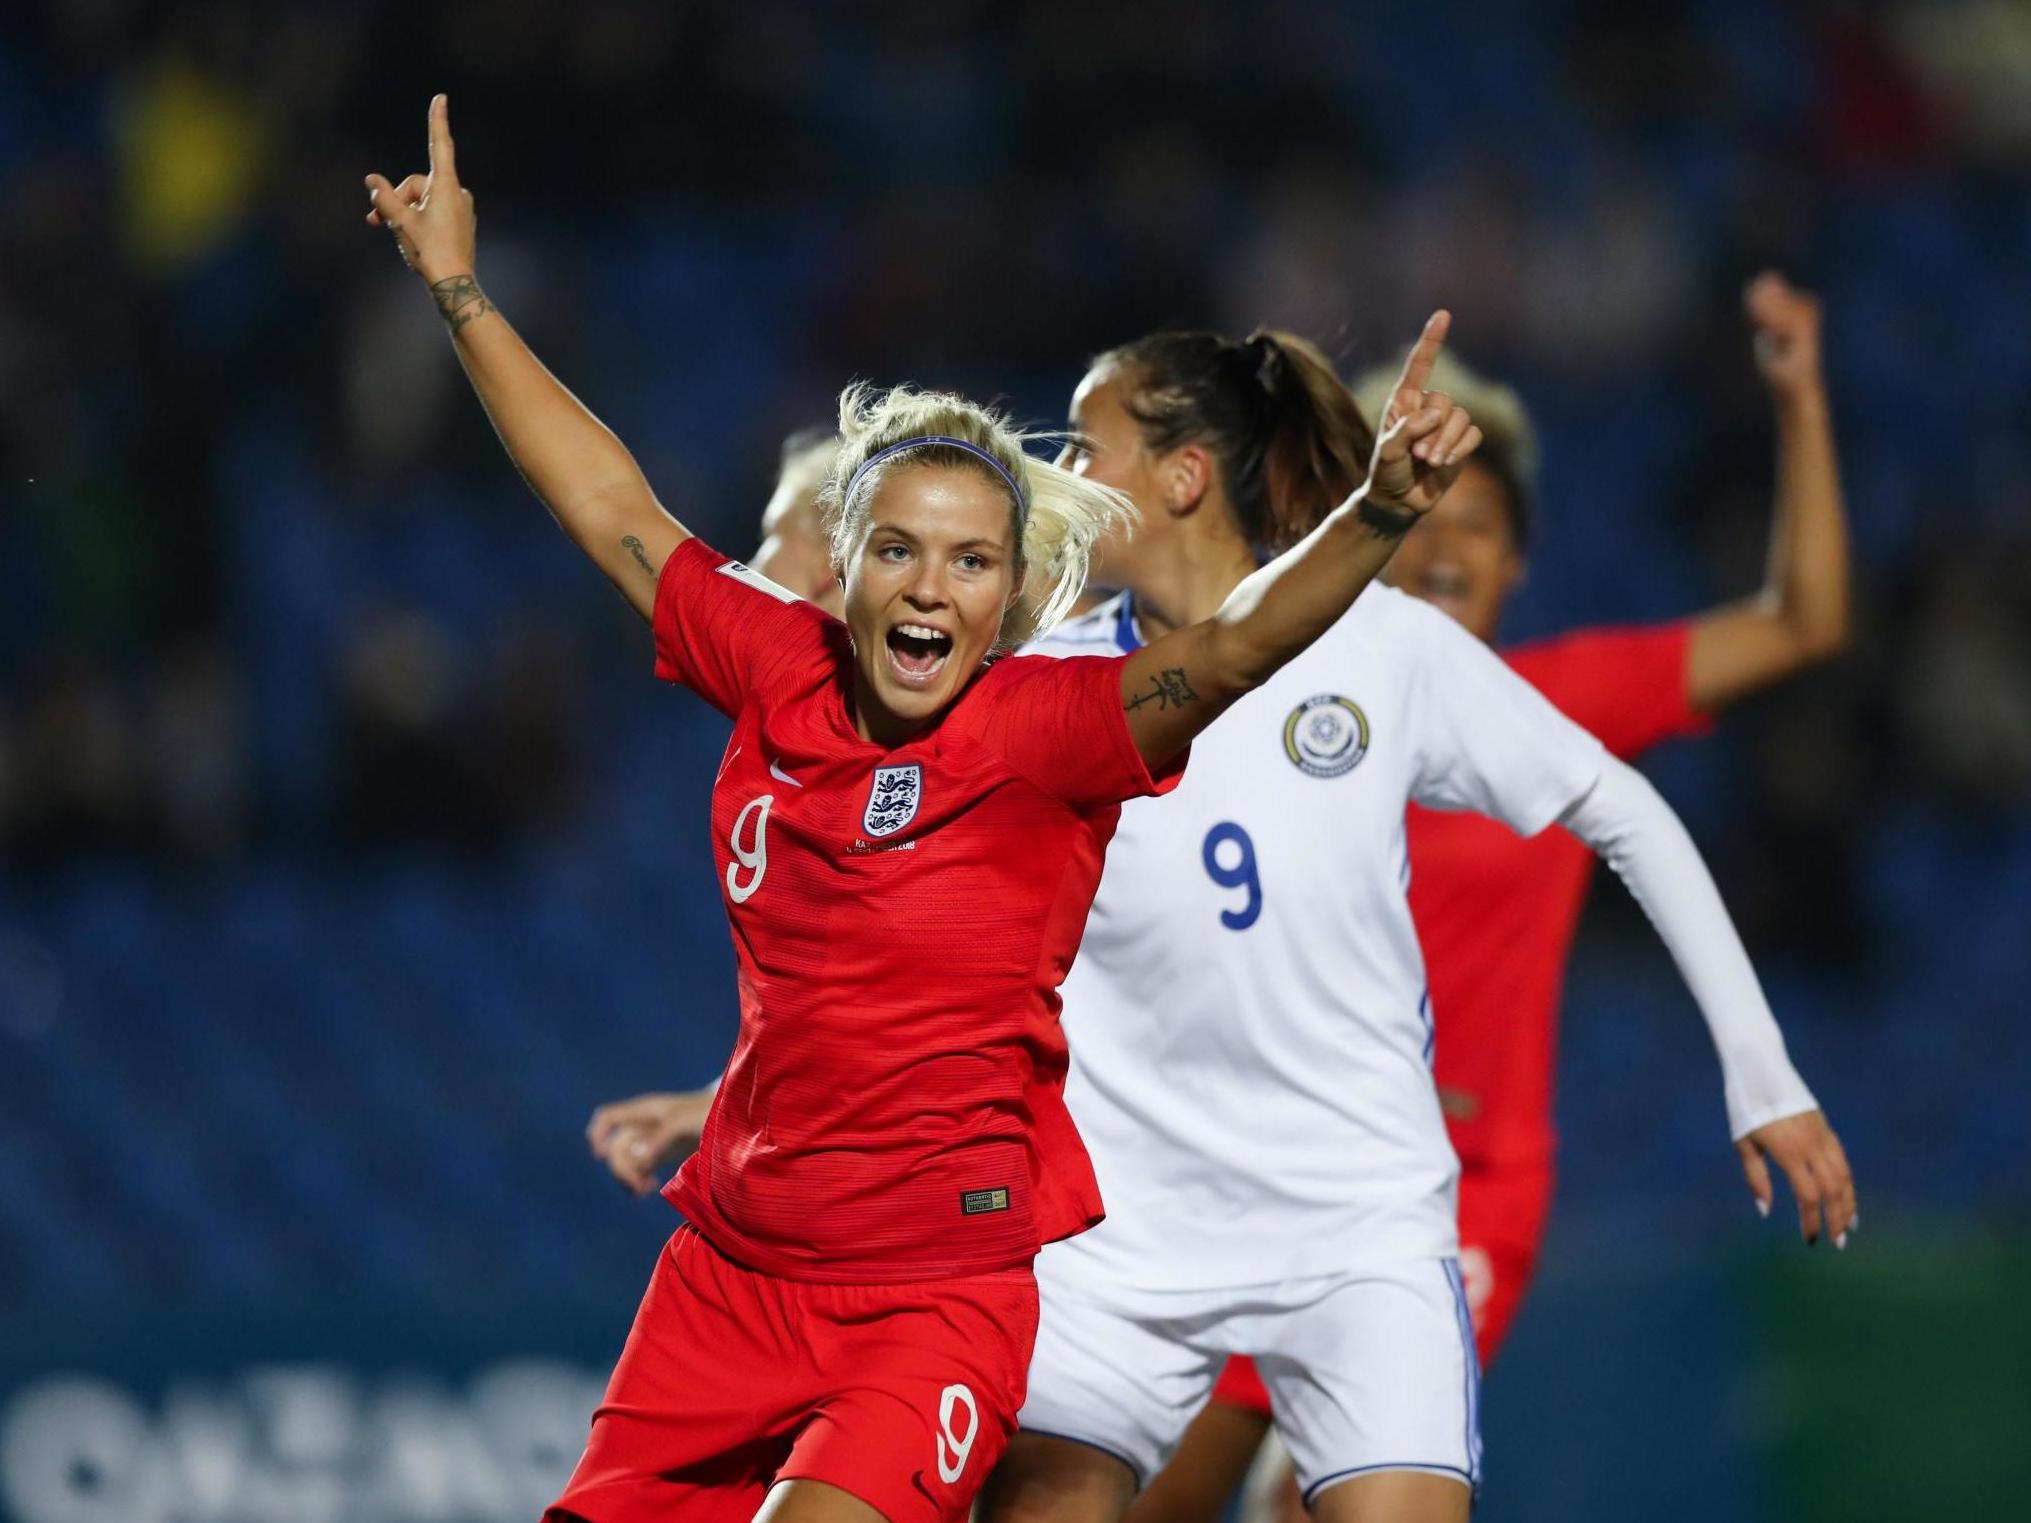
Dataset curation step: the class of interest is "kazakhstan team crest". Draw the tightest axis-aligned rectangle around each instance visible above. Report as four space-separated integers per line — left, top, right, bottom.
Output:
863 763 923 837
1283 694 1370 778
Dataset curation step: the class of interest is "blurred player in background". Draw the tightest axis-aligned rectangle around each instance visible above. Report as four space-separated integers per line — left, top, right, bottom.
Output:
976 321 1854 1523
753 427 848 615
365 96 1478 1523
1135 274 1854 1523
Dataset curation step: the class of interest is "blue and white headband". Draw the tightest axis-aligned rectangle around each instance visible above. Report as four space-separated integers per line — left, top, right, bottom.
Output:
841 435 1029 523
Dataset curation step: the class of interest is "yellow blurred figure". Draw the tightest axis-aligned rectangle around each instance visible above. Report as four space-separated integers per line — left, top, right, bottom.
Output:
116 60 265 272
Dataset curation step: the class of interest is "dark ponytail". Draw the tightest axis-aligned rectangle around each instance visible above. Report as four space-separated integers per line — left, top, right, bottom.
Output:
1096 328 1375 552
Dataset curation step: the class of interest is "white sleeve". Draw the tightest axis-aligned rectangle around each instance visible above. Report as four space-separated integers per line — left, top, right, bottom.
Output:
1403 596 1604 834
1560 757 1818 1140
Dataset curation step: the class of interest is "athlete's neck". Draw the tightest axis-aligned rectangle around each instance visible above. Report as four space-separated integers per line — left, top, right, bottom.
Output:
850 674 940 750
1121 532 1259 644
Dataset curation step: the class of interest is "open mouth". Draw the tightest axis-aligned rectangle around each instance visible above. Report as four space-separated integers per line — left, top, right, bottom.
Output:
1419 564 1470 601
1417 564 1474 618
885 622 954 687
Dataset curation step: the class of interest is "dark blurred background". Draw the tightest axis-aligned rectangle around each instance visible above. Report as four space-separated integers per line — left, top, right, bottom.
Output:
1 2 2028 1520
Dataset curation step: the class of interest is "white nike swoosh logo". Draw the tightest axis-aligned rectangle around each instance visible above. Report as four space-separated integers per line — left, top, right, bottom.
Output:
768 760 803 788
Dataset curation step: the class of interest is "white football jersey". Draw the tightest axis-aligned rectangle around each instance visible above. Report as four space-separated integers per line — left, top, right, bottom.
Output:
1027 586 1606 1303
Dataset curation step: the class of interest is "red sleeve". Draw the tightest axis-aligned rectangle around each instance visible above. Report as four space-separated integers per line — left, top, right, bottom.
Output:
961 653 1188 812
652 538 838 717
1506 620 1712 761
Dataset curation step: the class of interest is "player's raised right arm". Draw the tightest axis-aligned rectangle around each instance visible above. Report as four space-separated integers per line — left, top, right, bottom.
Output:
1120 313 1480 766
364 96 687 621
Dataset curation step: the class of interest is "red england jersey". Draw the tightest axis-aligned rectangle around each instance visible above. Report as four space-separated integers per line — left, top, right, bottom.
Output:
1409 622 1709 1175
649 539 1182 1283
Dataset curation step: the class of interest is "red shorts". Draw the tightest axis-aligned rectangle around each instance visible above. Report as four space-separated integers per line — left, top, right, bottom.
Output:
1207 1160 1557 1414
1208 1351 1272 1417
1454 1159 1553 1368
548 1227 1039 1523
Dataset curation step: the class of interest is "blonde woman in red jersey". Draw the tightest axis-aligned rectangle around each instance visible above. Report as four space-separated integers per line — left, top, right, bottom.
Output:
1131 273 1851 1523
363 98 1481 1523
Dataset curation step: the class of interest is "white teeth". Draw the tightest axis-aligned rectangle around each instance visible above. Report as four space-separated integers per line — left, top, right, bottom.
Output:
896 623 948 641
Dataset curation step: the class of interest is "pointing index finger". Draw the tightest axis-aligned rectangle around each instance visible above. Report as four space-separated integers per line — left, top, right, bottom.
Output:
427 93 456 182
1398 310 1451 397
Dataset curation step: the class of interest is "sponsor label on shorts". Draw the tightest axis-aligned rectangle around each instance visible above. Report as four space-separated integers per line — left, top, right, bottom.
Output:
959 1187 1010 1216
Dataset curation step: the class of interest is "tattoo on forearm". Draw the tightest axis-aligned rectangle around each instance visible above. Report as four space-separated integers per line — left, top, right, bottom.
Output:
622 535 655 578
1356 498 1421 540
429 275 492 331
1125 667 1200 712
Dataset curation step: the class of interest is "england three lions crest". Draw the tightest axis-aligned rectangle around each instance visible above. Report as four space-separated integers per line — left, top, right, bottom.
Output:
863 763 923 838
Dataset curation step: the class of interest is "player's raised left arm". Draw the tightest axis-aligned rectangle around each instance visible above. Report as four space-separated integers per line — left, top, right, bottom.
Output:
1559 759 1858 1247
364 96 688 622
1120 313 1481 765
1684 272 1851 710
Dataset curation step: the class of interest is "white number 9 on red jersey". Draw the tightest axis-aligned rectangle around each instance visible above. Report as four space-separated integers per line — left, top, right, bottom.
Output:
727 794 773 903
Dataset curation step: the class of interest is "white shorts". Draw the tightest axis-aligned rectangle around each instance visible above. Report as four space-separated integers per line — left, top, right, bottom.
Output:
1018 1255 1482 1501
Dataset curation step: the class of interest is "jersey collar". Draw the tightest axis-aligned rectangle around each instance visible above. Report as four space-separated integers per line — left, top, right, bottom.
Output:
1115 592 1143 652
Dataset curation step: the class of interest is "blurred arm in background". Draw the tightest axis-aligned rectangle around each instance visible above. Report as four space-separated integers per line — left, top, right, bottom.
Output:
365 95 688 621
1685 272 1851 709
587 1084 720 1196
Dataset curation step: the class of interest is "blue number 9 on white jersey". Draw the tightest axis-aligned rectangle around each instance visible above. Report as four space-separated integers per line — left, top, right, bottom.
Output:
1201 823 1262 930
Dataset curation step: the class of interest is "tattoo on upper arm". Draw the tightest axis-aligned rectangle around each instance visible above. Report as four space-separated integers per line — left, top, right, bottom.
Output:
1125 667 1200 712
429 275 492 332
621 535 656 578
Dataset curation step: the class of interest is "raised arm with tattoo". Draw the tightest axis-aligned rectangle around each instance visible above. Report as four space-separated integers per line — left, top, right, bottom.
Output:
365 96 686 620
1119 313 1482 766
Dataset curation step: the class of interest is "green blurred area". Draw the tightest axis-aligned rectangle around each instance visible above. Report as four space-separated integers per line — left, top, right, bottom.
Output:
1756 1231 2028 1520
1476 1222 2028 1522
